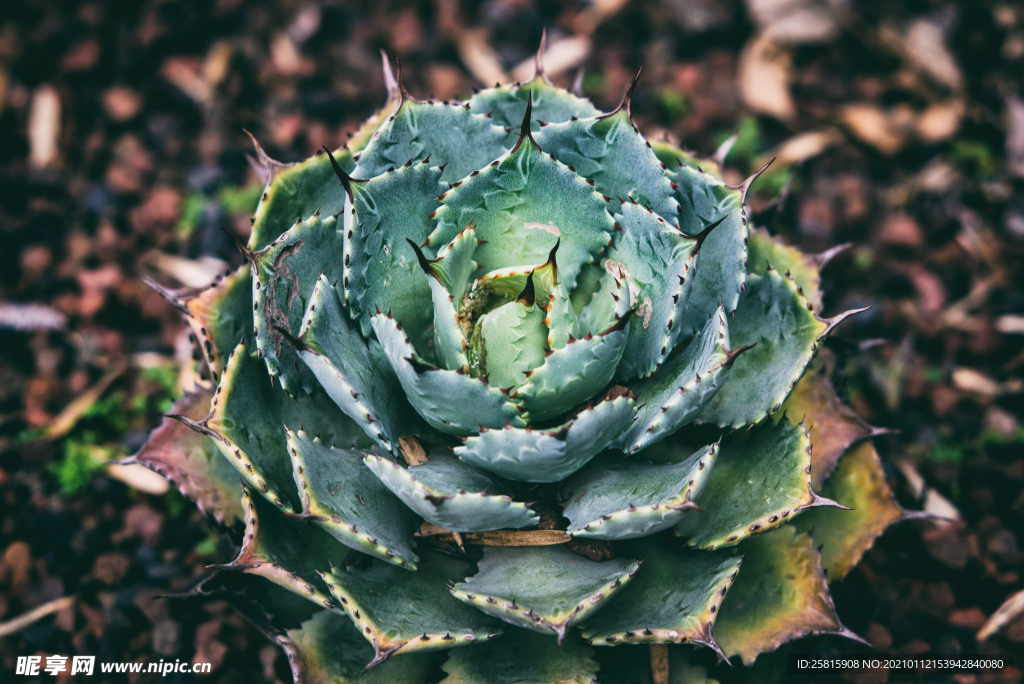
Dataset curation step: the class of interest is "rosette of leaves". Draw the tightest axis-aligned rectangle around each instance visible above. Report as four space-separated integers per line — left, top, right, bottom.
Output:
135 43 920 683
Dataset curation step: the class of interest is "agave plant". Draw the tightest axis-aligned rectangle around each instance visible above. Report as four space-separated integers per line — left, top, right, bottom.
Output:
136 40 917 683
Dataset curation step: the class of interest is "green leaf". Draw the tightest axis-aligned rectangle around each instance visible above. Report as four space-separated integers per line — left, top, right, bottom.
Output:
573 264 631 338
441 630 599 684
372 311 526 435
479 299 548 389
344 160 446 358
253 211 345 397
695 268 829 428
424 227 479 372
773 361 872 489
225 488 350 611
562 444 717 540
451 546 639 642
353 100 508 184
535 109 678 221
713 526 854 666
651 140 723 180
428 139 615 293
133 387 244 526
607 202 701 381
512 324 630 423
747 227 827 312
283 610 441 684
669 163 746 334
323 553 504 668
793 442 905 581
615 307 735 455
295 274 426 453
362 451 538 532
249 145 354 250
173 342 370 513
579 541 741 653
287 429 420 569
673 420 838 550
174 264 254 382
454 394 635 483
469 75 601 142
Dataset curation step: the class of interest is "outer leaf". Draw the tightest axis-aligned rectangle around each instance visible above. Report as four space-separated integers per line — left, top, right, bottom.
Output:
428 139 615 293
323 553 503 668
287 429 420 569
562 444 717 540
154 263 254 382
794 442 904 581
534 109 678 220
607 202 701 381
174 342 370 513
774 361 872 489
695 268 828 428
362 451 538 532
614 307 735 454
282 610 440 684
226 489 349 611
669 163 746 333
343 160 445 356
252 212 345 396
747 227 837 312
133 387 243 525
512 325 630 423
580 542 742 652
353 100 508 184
454 395 635 483
714 526 855 665
451 547 639 642
673 420 838 550
250 146 355 250
295 274 426 452
441 630 599 684
469 76 601 136
651 140 723 180
372 311 525 435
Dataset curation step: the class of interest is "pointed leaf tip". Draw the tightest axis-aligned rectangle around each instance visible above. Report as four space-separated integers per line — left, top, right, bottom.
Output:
323 146 353 195
516 271 537 307
512 92 540 153
693 215 729 253
816 306 870 340
405 238 439 281
219 226 255 263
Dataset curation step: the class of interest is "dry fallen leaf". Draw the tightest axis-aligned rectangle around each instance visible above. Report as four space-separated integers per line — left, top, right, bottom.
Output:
903 19 964 92
28 84 61 168
511 35 591 82
996 315 1024 334
915 101 964 143
977 590 1024 642
839 103 907 155
764 128 843 166
455 29 509 86
738 34 796 122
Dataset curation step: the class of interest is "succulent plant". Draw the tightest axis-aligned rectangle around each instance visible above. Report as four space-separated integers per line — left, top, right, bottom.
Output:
136 40 919 683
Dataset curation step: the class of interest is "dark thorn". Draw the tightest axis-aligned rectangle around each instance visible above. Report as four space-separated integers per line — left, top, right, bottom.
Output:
323 146 354 196
510 92 540 154
516 271 537 307
405 239 441 282
692 215 728 254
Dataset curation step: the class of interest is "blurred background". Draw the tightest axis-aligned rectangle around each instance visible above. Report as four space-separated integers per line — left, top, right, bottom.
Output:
0 0 1022 681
